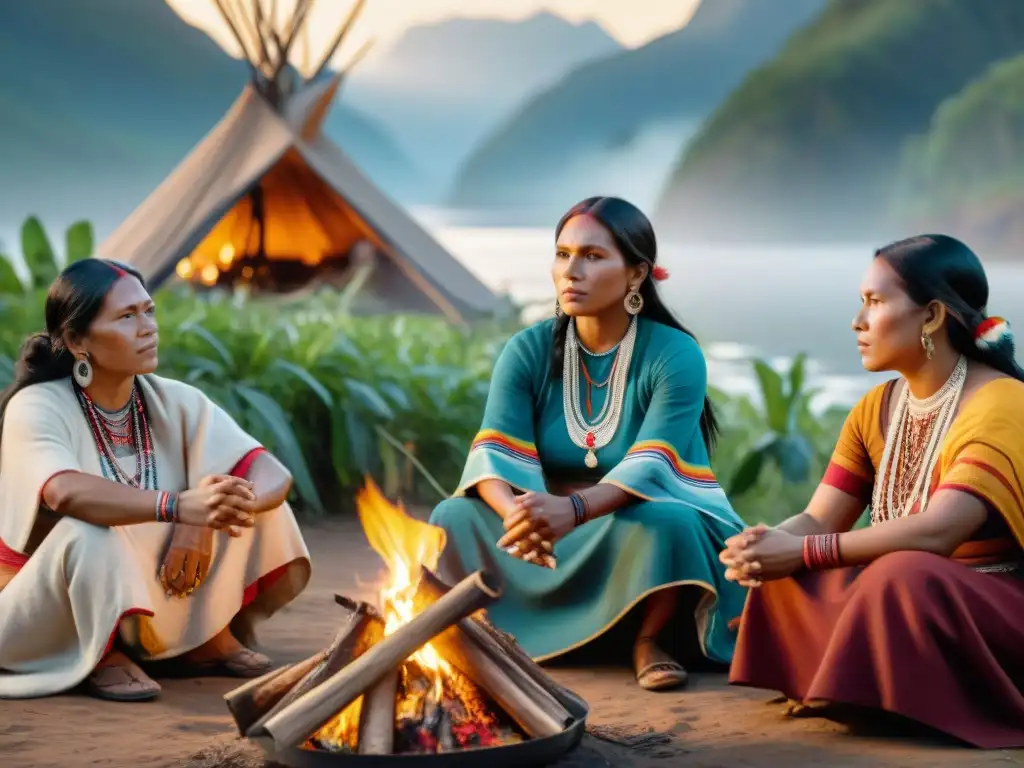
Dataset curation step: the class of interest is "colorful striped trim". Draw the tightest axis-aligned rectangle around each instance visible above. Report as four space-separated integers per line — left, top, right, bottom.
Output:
469 429 540 464
621 441 719 489
822 461 872 500
949 457 1023 515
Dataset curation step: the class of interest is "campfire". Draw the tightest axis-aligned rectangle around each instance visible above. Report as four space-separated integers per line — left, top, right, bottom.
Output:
223 480 587 765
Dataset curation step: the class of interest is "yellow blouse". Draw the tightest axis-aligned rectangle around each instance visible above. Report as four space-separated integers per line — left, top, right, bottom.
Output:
825 377 1024 554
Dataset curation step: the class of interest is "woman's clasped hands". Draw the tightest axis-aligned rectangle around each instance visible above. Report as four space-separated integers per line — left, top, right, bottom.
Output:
496 491 577 569
160 475 258 598
719 523 805 587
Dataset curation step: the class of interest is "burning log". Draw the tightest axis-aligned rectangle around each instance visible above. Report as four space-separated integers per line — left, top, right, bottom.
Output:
412 568 574 738
357 669 399 754
248 569 502 754
416 568 573 706
224 656 326 736
267 600 383 719
224 597 382 735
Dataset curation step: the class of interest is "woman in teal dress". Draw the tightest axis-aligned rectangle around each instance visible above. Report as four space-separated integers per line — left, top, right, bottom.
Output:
429 196 747 691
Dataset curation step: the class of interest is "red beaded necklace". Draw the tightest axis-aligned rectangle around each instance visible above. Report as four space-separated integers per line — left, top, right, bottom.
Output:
75 383 157 490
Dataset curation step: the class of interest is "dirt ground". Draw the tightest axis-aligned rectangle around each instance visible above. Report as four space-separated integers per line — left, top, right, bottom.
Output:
2 516 1022 768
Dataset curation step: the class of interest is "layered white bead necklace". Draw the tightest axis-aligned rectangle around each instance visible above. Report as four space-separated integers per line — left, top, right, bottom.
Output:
871 355 967 523
563 317 638 468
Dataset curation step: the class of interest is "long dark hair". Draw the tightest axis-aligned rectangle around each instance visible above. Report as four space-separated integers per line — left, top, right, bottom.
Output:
0 259 144 436
875 234 1023 381
551 196 720 453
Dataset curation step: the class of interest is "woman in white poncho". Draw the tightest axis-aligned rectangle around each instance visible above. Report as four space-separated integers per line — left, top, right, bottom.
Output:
0 259 311 701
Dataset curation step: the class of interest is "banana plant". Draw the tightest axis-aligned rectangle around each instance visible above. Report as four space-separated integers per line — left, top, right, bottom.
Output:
728 354 818 496
13 217 95 293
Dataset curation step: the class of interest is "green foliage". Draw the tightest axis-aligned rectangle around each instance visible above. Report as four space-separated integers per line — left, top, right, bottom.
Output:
0 217 96 296
707 356 848 526
20 216 59 289
656 0 1024 242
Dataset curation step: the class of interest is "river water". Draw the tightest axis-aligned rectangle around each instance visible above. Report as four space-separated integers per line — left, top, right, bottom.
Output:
428 218 1024 409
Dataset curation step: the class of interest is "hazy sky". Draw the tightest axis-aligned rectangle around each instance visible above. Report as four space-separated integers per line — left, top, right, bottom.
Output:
167 0 702 69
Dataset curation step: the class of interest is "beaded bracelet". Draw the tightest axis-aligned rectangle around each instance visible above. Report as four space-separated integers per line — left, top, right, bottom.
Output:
802 533 841 571
569 493 590 528
155 491 180 523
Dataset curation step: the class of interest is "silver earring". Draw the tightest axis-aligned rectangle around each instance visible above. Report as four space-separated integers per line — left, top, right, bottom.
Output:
554 299 562 318
73 356 93 388
624 287 643 316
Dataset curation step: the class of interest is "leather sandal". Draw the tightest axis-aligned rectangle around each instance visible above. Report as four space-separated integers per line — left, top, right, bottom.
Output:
634 637 689 692
84 662 161 702
167 646 274 679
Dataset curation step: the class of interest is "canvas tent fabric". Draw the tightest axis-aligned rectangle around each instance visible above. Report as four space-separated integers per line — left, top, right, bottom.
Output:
98 77 497 323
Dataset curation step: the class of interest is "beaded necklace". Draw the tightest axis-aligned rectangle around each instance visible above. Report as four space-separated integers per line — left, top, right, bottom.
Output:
563 318 637 468
871 356 967 523
75 381 158 490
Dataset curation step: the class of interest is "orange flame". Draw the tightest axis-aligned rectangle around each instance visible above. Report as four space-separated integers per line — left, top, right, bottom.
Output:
310 479 450 750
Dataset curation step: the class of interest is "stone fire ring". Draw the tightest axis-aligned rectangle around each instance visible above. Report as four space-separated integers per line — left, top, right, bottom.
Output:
271 686 589 768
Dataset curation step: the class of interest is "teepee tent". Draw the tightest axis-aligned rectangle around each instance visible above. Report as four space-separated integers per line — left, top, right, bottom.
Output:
98 0 497 323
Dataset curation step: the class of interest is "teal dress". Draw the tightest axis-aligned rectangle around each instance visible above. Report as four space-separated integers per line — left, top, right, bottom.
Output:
429 317 747 665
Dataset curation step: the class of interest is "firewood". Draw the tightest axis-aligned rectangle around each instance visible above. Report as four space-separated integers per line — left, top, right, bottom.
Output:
357 668 398 754
248 569 501 753
415 567 574 729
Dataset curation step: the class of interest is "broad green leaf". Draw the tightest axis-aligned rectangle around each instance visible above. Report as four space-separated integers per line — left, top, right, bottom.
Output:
65 221 94 263
179 322 235 369
344 379 394 421
768 434 814 484
234 385 325 515
330 401 354 487
378 380 412 412
785 353 808 431
344 407 375 475
729 444 769 497
0 255 25 295
752 359 788 434
269 359 333 410
379 433 401 497
21 216 58 289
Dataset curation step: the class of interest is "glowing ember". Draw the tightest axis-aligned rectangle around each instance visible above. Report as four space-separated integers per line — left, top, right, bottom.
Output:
307 480 525 754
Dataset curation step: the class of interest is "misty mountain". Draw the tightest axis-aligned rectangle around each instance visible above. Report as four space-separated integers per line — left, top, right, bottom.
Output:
655 0 1024 244
892 52 1024 258
0 0 420 238
448 0 827 219
343 12 621 201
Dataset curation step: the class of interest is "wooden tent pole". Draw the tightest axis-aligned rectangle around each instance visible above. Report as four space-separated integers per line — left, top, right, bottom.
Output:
213 0 258 76
275 0 315 80
308 0 366 82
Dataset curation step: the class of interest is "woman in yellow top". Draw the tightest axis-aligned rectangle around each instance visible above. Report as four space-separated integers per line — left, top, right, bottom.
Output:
721 235 1024 748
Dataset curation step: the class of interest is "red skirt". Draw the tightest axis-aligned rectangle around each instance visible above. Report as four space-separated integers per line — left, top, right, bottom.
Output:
729 550 1024 748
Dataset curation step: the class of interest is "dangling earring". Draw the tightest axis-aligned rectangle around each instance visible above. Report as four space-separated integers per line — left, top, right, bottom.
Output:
921 331 935 360
73 354 93 388
624 286 643 316
554 299 562 318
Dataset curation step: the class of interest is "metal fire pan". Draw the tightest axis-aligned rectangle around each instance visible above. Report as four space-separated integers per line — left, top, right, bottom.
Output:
269 684 589 768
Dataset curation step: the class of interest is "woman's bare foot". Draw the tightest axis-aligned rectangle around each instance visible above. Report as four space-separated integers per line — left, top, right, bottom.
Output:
633 636 688 692
177 628 273 678
84 650 161 702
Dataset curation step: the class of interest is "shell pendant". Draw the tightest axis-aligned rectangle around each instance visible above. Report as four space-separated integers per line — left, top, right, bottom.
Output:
584 431 598 468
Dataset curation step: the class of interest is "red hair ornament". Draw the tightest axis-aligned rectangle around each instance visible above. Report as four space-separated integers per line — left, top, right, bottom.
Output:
651 265 670 282
974 316 1012 350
